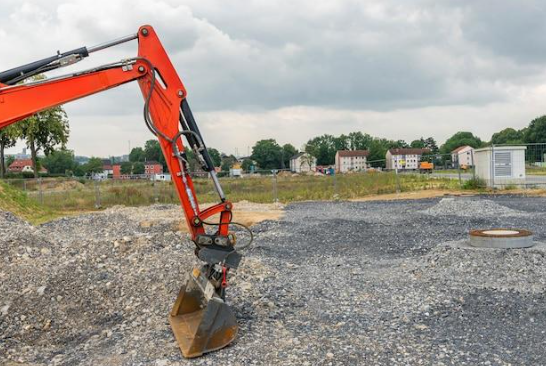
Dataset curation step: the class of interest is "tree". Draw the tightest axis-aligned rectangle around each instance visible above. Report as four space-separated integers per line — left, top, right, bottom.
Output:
220 155 237 172
440 132 483 155
491 128 524 145
348 132 373 150
129 147 145 162
5 155 15 169
133 162 145 174
144 139 166 167
410 138 426 148
0 125 19 178
120 161 133 174
73 163 85 177
424 137 439 153
281 143 298 169
251 139 283 169
304 134 337 165
367 138 404 167
333 134 350 151
394 140 409 148
84 157 104 175
523 116 546 143
42 149 77 175
241 158 254 172
19 106 70 177
208 148 222 167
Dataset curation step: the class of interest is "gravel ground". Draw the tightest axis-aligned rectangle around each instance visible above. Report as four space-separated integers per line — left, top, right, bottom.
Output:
1 195 546 365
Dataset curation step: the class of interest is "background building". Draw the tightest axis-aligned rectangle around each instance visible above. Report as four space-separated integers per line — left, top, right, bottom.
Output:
335 150 369 173
386 148 429 170
144 161 163 177
451 145 474 168
290 152 317 173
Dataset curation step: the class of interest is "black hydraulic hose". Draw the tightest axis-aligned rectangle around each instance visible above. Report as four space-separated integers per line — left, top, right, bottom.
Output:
0 47 89 85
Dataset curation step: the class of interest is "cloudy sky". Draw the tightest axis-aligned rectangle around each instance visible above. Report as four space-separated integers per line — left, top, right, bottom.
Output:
2 0 546 157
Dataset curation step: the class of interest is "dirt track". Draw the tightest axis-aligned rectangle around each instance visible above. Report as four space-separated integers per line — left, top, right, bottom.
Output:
1 196 546 365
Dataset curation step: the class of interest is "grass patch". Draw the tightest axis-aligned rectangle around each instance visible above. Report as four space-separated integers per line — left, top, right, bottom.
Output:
12 172 459 211
0 180 66 224
462 177 487 190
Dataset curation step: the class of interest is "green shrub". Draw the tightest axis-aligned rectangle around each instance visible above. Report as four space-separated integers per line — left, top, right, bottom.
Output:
462 177 487 190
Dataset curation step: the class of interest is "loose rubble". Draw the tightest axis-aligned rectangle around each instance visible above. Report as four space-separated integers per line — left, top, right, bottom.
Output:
1 196 545 365
421 196 526 217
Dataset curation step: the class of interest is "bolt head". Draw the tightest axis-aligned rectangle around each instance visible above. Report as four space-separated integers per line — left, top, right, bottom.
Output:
177 90 184 97
138 66 145 73
141 28 149 36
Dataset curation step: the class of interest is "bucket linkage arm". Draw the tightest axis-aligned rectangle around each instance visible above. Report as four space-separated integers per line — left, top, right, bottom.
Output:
0 25 243 358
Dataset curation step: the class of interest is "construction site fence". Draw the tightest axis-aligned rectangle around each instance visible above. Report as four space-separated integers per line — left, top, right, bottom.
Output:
0 168 475 211
1 145 545 211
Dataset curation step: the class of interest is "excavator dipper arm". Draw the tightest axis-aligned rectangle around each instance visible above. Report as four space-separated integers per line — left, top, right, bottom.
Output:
0 25 242 358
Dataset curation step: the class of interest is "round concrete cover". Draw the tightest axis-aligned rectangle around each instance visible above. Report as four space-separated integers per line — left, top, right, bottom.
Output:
482 230 520 236
469 229 534 249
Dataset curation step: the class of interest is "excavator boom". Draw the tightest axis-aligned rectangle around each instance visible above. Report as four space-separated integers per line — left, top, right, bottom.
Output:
0 25 244 358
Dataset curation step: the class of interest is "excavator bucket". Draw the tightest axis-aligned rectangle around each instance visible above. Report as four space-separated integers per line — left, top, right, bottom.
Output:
169 267 238 358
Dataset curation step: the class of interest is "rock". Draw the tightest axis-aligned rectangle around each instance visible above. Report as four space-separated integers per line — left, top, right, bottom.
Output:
37 286 47 296
414 324 429 331
1 305 9 316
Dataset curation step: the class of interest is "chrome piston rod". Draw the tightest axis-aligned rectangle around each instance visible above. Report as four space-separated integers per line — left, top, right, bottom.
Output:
88 33 138 54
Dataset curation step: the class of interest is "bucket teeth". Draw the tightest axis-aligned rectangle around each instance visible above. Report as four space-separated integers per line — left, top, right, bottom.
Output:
169 267 238 358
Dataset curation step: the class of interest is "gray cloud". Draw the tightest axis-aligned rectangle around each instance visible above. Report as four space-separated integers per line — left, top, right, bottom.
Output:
1 0 546 156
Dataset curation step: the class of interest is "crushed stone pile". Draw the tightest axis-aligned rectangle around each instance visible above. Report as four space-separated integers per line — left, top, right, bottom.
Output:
0 204 275 366
2 196 546 365
421 197 525 217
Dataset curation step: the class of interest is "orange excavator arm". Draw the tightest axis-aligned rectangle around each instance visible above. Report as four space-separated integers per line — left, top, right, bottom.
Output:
0 25 244 358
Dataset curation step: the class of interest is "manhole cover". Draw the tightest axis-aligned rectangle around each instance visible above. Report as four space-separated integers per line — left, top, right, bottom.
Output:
469 229 534 248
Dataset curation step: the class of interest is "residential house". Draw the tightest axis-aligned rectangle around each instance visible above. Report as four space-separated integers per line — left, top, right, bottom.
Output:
8 159 47 174
112 164 131 180
386 148 429 170
451 145 474 167
335 150 369 173
290 152 317 173
144 161 163 177
102 159 114 176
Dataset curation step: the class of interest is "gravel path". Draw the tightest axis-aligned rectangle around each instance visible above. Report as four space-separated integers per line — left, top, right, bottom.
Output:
1 195 546 365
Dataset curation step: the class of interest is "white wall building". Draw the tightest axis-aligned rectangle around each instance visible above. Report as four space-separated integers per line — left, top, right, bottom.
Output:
386 148 429 170
335 150 369 173
474 146 526 187
154 173 172 182
451 145 474 167
229 168 242 177
290 152 317 173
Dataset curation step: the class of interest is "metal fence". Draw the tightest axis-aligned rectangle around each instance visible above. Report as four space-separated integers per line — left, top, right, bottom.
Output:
0 169 454 211
2 145 546 211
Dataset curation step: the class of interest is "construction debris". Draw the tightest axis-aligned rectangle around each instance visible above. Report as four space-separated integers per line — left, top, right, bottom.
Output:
1 196 546 365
